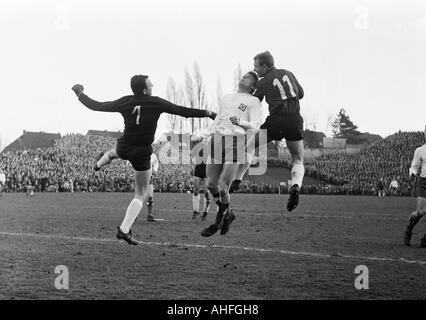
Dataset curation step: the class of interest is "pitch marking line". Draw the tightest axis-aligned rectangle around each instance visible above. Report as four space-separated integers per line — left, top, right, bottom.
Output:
1 231 425 266
153 209 404 221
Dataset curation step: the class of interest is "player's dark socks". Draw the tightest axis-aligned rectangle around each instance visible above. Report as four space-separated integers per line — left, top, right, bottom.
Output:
201 203 228 237
403 216 420 246
201 211 208 221
116 227 139 245
147 200 154 220
403 228 413 247
229 180 242 194
192 211 199 219
93 152 105 171
287 184 300 212
215 201 229 225
211 192 220 206
421 235 426 248
408 215 420 229
220 209 236 235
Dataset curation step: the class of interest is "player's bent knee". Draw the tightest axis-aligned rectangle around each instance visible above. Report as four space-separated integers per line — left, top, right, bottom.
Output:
206 180 216 191
218 184 230 198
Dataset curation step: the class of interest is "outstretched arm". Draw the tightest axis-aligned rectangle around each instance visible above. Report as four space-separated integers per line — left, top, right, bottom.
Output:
71 84 130 112
151 97 217 119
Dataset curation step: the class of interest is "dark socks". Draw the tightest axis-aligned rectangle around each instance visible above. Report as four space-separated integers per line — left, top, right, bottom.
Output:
215 201 229 225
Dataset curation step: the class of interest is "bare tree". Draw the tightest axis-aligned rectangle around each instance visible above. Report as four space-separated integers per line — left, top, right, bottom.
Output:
184 67 195 134
166 78 179 132
310 113 319 132
177 86 187 134
193 63 208 133
216 77 222 108
184 62 208 134
233 63 242 92
325 112 334 137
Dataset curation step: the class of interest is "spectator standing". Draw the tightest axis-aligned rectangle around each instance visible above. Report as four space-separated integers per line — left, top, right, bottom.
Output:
377 178 385 197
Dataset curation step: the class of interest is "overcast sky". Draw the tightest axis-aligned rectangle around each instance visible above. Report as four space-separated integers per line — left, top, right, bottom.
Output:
0 0 425 149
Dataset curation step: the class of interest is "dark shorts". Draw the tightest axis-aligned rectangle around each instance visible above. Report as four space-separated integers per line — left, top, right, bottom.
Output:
260 113 304 142
417 177 426 198
193 163 207 179
116 138 153 171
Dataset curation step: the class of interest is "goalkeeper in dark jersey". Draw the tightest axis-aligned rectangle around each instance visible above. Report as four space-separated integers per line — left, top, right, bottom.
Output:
71 75 216 245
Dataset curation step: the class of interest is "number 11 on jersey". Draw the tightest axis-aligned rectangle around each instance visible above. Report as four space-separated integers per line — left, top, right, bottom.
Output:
133 106 141 125
273 75 296 100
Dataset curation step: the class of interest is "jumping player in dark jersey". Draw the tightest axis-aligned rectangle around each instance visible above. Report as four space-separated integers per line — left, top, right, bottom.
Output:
231 51 305 211
71 75 216 245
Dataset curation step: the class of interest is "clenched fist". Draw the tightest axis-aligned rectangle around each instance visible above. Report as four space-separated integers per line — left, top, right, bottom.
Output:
71 84 84 97
206 110 217 120
230 116 241 126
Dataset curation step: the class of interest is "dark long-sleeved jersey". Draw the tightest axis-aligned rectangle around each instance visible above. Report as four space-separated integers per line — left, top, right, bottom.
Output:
78 93 213 146
254 67 304 115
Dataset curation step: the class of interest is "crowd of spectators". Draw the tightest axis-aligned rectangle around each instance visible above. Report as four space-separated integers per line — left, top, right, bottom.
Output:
0 131 423 196
270 131 423 196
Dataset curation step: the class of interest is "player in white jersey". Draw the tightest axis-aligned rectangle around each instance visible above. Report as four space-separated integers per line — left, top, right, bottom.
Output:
201 72 263 237
0 169 6 197
146 153 159 222
404 126 426 247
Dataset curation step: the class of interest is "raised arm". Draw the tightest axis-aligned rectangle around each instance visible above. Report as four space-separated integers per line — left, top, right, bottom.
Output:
71 84 131 112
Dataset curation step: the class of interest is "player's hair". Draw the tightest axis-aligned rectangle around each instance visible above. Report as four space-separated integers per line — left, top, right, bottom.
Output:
246 71 259 94
254 51 274 68
131 75 149 96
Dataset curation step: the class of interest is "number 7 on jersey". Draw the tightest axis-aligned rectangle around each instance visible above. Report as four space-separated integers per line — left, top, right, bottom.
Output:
133 106 141 125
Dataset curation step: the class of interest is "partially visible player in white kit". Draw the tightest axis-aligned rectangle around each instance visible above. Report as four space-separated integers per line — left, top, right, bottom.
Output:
146 153 159 222
404 126 426 248
201 71 263 237
0 169 5 198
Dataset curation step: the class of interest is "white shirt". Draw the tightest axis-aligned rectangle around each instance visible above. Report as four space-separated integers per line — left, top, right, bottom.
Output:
390 180 399 188
0 173 5 184
206 92 262 136
410 144 426 178
151 153 159 174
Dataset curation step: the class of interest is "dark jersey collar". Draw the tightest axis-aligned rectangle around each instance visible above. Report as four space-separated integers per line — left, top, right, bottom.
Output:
264 66 277 76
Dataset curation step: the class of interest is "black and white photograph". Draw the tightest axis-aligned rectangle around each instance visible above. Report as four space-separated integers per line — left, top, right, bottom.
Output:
0 0 425 309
